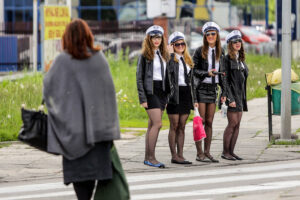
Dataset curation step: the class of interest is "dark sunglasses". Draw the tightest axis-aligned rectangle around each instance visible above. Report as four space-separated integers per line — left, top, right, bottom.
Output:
205 32 216 37
232 39 242 44
174 42 186 47
151 35 162 39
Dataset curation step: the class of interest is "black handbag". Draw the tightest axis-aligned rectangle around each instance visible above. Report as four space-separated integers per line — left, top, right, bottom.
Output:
18 101 48 152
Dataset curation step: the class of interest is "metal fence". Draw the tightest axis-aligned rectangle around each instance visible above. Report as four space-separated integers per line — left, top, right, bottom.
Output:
0 22 40 72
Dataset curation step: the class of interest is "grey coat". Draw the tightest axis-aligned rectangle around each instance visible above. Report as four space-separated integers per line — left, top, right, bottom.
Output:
43 51 120 160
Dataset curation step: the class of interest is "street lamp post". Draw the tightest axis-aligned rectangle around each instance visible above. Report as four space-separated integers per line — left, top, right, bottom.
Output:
281 0 292 139
33 0 38 72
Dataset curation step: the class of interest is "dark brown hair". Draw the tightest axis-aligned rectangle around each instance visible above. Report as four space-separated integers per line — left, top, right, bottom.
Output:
62 19 101 59
201 32 222 61
141 35 170 61
227 41 245 62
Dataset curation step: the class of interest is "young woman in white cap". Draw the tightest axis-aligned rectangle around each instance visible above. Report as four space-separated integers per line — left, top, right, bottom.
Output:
136 25 170 168
166 31 196 165
222 30 248 161
193 21 227 163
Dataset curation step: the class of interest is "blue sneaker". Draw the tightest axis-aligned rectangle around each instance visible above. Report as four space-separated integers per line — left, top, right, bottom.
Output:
144 160 165 168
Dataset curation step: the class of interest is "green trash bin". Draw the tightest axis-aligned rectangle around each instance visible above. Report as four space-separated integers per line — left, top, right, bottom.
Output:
272 82 300 115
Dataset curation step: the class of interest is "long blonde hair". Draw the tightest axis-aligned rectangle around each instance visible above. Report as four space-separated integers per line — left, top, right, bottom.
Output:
141 35 170 61
173 42 194 68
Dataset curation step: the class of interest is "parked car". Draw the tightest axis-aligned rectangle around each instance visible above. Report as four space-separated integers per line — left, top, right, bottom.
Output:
189 31 203 55
225 26 272 45
219 29 229 49
224 26 275 55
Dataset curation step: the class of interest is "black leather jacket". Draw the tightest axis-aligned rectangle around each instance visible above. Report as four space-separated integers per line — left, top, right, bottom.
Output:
136 54 171 104
192 46 227 103
168 53 196 107
224 54 249 111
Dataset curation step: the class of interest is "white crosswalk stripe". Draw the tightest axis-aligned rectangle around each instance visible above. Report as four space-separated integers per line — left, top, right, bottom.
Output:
0 161 300 200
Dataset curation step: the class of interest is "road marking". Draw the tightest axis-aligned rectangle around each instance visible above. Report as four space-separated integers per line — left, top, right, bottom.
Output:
131 180 300 200
127 162 300 183
0 182 70 194
0 191 75 200
130 170 300 190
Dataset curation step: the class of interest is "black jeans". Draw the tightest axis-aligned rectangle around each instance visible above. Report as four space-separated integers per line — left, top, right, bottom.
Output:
73 180 96 200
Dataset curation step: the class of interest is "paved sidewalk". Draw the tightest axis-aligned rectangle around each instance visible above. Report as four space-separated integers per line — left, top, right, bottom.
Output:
0 97 300 182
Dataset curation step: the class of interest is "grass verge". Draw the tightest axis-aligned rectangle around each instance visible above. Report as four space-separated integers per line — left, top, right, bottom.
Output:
0 53 299 141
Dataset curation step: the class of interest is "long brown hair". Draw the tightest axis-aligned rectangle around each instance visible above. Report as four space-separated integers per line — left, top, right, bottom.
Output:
227 41 245 62
201 32 222 61
173 42 194 68
62 19 101 59
141 35 169 61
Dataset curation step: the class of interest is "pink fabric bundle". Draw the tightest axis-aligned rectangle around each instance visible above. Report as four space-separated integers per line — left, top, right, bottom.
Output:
193 108 206 142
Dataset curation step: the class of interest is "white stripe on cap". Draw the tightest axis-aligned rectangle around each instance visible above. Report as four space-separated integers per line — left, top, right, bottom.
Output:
168 31 185 44
202 22 220 33
226 30 242 43
146 25 164 35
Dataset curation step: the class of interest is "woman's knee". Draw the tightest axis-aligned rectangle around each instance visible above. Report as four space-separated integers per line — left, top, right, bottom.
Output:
153 121 162 129
170 122 179 131
205 119 213 128
229 120 240 128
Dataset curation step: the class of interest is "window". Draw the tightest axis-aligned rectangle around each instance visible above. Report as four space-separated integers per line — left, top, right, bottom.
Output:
4 0 33 22
78 0 116 21
119 0 146 21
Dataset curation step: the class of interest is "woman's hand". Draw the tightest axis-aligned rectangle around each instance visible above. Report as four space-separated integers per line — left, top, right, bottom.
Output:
194 103 199 108
221 96 226 103
208 69 216 77
141 102 148 108
229 102 236 107
167 44 174 54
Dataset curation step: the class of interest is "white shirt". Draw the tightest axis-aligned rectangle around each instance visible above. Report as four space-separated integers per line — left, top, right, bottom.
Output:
236 53 245 69
153 50 167 81
175 53 191 86
202 46 220 84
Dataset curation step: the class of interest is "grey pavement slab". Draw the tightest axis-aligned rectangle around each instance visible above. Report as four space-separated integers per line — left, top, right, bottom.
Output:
0 97 299 182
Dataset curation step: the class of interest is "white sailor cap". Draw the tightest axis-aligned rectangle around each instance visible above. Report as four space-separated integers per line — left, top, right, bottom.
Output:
146 25 164 36
168 31 185 44
202 22 220 34
226 30 242 43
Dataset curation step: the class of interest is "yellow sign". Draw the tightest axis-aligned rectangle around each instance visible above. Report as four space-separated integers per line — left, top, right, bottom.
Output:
44 6 70 40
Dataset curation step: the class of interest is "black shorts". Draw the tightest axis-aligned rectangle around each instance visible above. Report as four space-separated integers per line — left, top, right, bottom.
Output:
146 81 167 111
167 86 193 114
196 83 218 104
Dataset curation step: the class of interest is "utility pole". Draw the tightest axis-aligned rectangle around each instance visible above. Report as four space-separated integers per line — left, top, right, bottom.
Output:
281 0 291 139
66 0 72 18
33 0 38 72
265 0 269 28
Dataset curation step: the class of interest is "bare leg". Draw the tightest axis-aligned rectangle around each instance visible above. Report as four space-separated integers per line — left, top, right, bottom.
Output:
195 103 206 160
168 114 180 161
223 111 239 159
177 114 189 160
230 112 243 157
145 108 163 164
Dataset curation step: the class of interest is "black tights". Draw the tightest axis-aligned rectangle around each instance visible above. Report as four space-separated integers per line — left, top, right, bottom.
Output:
73 180 96 200
145 108 164 164
195 103 216 158
223 111 243 157
168 114 189 161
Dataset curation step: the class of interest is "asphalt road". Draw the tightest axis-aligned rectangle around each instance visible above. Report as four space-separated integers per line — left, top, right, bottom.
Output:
1 160 300 200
